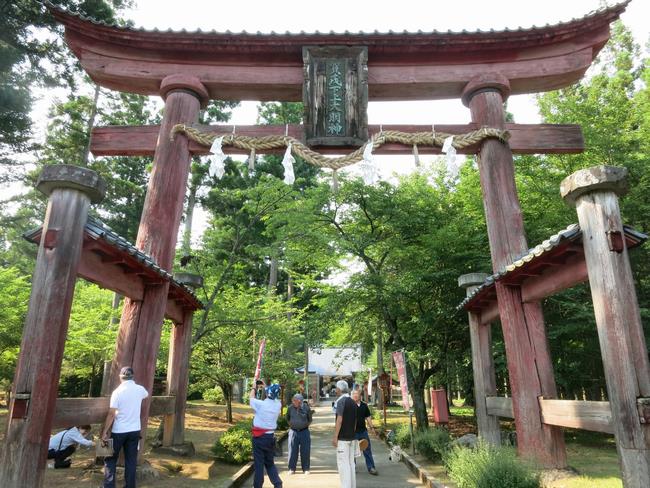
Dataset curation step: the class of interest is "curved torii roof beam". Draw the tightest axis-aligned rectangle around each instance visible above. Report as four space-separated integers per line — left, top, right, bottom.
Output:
48 1 629 101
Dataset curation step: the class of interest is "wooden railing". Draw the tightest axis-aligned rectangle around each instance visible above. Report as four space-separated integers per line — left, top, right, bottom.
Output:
484 396 613 434
52 396 175 429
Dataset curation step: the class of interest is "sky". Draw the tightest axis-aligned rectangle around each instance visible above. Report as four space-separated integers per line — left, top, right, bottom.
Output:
120 0 648 132
16 0 650 246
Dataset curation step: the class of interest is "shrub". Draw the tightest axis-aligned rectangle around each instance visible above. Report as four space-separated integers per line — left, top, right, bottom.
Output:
395 423 413 449
372 408 383 424
414 427 450 461
232 419 253 431
203 387 225 404
276 414 289 431
445 442 539 488
211 420 254 464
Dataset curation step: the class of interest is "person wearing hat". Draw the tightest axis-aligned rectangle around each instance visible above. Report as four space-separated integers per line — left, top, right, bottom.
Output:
101 366 149 488
250 382 283 488
285 393 313 475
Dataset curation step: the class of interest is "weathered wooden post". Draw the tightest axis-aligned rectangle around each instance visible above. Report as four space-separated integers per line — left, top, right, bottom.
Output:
561 165 650 487
0 165 105 488
110 74 208 444
458 273 500 446
162 273 203 451
462 74 566 467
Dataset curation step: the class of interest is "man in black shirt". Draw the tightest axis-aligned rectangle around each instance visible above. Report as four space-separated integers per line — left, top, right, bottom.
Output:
332 380 357 488
351 388 378 475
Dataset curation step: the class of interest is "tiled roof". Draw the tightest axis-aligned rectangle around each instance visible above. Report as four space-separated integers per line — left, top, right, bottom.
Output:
458 223 647 311
24 217 202 309
46 0 630 39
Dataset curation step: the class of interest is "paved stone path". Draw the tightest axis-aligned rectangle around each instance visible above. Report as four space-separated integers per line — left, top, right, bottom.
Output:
244 403 424 488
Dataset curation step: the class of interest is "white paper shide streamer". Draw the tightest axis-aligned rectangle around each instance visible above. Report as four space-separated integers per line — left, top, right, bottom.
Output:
208 136 226 179
281 143 296 185
441 135 459 178
359 141 379 185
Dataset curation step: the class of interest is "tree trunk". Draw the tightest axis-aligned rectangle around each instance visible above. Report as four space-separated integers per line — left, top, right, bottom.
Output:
81 84 101 167
224 384 233 424
376 324 384 409
268 256 278 291
405 360 429 430
88 360 96 397
109 292 122 326
182 173 198 255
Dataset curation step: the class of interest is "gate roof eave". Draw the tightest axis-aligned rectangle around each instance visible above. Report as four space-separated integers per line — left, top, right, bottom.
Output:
47 1 629 101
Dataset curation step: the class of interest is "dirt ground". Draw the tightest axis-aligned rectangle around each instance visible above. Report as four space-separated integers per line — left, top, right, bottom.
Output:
0 401 255 488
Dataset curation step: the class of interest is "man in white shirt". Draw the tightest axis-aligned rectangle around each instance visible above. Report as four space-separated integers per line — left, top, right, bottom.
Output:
250 383 283 488
101 366 149 488
47 424 94 468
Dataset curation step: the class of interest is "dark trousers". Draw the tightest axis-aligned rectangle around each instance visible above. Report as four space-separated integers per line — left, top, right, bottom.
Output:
252 434 283 488
47 445 76 467
354 430 375 470
103 430 140 488
288 428 311 472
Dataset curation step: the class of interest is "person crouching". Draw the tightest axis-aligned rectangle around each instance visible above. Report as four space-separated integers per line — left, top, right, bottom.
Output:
250 383 283 488
48 424 95 468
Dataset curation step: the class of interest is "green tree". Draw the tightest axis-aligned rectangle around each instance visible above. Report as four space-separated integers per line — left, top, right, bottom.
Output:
62 282 118 397
191 287 300 422
0 266 31 402
0 0 131 182
279 169 478 429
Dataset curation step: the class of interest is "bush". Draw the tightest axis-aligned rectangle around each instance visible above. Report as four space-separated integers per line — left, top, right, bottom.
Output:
445 442 539 488
211 420 254 464
395 423 413 449
414 427 450 461
232 419 253 431
276 414 289 431
212 428 251 464
203 387 225 404
372 408 383 424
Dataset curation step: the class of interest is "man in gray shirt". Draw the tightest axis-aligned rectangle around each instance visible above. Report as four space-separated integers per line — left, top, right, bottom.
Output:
285 393 313 475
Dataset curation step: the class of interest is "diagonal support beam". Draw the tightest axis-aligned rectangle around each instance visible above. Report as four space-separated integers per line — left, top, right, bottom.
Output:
90 123 584 157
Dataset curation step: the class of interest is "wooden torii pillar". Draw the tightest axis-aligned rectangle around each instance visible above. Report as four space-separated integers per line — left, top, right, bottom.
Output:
109 75 209 446
461 75 566 467
162 272 203 451
561 166 650 487
458 273 500 446
0 166 105 488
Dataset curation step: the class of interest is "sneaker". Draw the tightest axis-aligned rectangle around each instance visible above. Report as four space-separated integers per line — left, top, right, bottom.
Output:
369 468 378 475
304 471 310 475
288 470 295 475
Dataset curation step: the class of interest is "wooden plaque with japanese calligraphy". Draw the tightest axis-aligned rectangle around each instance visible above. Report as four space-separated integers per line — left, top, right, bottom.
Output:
303 46 368 146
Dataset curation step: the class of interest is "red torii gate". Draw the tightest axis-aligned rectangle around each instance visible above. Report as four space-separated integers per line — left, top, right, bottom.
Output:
0 1 633 487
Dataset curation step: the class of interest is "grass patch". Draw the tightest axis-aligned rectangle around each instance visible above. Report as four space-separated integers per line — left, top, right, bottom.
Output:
450 405 475 418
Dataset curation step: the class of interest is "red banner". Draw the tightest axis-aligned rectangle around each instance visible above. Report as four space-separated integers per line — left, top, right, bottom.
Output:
392 351 411 411
254 339 266 382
